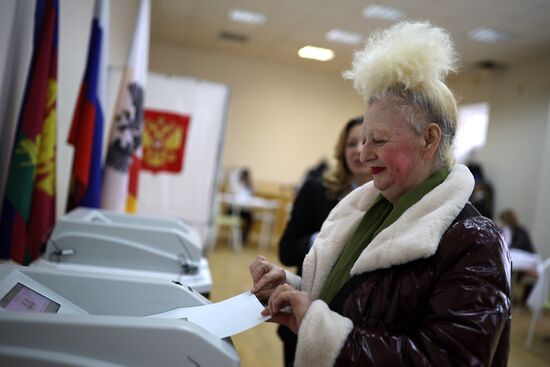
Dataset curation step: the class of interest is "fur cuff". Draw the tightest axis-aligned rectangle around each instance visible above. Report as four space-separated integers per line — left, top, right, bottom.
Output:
284 270 302 290
294 300 353 367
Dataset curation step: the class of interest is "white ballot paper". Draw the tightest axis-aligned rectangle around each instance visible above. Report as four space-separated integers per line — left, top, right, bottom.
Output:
148 291 270 338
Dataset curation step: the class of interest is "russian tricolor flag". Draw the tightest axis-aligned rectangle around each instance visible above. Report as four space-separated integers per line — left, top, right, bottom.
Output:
66 0 109 211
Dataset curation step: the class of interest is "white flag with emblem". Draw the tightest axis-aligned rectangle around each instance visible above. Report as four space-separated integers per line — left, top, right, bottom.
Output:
101 0 149 212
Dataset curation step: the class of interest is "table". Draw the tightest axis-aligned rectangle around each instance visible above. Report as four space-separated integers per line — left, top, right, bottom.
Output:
511 249 542 273
221 193 280 249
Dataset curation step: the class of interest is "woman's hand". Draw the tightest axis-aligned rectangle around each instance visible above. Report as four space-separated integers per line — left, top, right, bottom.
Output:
249 255 286 302
262 284 312 334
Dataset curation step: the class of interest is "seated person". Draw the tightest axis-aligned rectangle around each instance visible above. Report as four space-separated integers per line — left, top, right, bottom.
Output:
500 209 537 304
499 209 535 253
226 168 254 244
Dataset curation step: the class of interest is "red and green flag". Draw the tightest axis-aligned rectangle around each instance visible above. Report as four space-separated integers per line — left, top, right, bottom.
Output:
0 0 58 264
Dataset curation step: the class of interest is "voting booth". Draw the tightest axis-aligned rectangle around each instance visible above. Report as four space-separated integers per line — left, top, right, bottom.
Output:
0 264 239 366
33 207 212 295
107 69 230 249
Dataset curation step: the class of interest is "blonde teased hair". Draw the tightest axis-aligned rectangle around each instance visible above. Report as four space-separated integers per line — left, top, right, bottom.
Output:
344 21 459 168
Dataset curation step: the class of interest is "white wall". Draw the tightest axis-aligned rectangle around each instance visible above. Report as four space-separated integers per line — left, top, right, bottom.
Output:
449 54 550 258
3 0 363 219
151 39 550 257
532 98 550 259
149 42 365 185
2 0 549 258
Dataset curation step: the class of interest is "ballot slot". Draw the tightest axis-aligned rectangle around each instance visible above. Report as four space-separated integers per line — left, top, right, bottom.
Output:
0 264 240 367
32 207 213 295
44 207 202 274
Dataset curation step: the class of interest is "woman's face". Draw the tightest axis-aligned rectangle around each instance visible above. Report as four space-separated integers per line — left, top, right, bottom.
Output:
360 100 432 204
345 124 371 184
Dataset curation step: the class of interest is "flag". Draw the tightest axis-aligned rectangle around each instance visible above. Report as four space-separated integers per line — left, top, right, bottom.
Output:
0 1 34 204
101 0 149 213
142 109 191 174
0 0 58 264
66 0 109 211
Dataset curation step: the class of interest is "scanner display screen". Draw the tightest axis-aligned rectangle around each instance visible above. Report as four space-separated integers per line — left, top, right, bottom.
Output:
0 283 60 313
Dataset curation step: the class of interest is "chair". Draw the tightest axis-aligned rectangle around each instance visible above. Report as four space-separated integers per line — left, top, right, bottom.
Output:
256 210 276 250
215 214 243 252
212 190 245 252
510 249 542 305
525 257 550 348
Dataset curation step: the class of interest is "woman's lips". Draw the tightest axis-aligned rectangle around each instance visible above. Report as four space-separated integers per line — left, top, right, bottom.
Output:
371 167 385 174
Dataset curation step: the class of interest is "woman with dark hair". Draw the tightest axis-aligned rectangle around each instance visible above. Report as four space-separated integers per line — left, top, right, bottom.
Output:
277 116 372 366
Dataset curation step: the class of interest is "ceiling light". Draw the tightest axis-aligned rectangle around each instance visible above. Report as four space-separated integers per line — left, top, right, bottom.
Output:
362 4 405 21
298 46 334 62
468 27 513 43
228 9 266 25
325 29 363 46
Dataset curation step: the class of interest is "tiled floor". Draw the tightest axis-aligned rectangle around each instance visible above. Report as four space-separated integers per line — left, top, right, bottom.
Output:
208 243 550 367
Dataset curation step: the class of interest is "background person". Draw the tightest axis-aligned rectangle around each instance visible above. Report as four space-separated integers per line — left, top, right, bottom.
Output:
250 21 511 367
500 209 537 304
499 209 535 253
277 116 372 366
301 159 329 185
467 162 495 219
226 167 254 244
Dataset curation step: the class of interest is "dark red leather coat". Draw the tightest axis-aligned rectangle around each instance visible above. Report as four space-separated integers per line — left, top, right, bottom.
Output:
330 203 511 366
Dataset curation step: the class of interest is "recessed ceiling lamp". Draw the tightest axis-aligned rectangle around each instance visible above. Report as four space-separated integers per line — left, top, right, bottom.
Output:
298 46 334 62
469 27 514 43
228 9 266 25
325 29 363 46
362 4 405 21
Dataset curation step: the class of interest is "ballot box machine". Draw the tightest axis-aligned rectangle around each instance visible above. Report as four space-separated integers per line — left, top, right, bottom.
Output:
33 207 212 295
0 264 239 366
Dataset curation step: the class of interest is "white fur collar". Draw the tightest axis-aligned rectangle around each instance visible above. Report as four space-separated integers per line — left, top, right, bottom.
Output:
301 164 474 299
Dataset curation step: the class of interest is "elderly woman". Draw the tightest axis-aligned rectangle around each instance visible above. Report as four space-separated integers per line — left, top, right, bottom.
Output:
250 22 511 366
